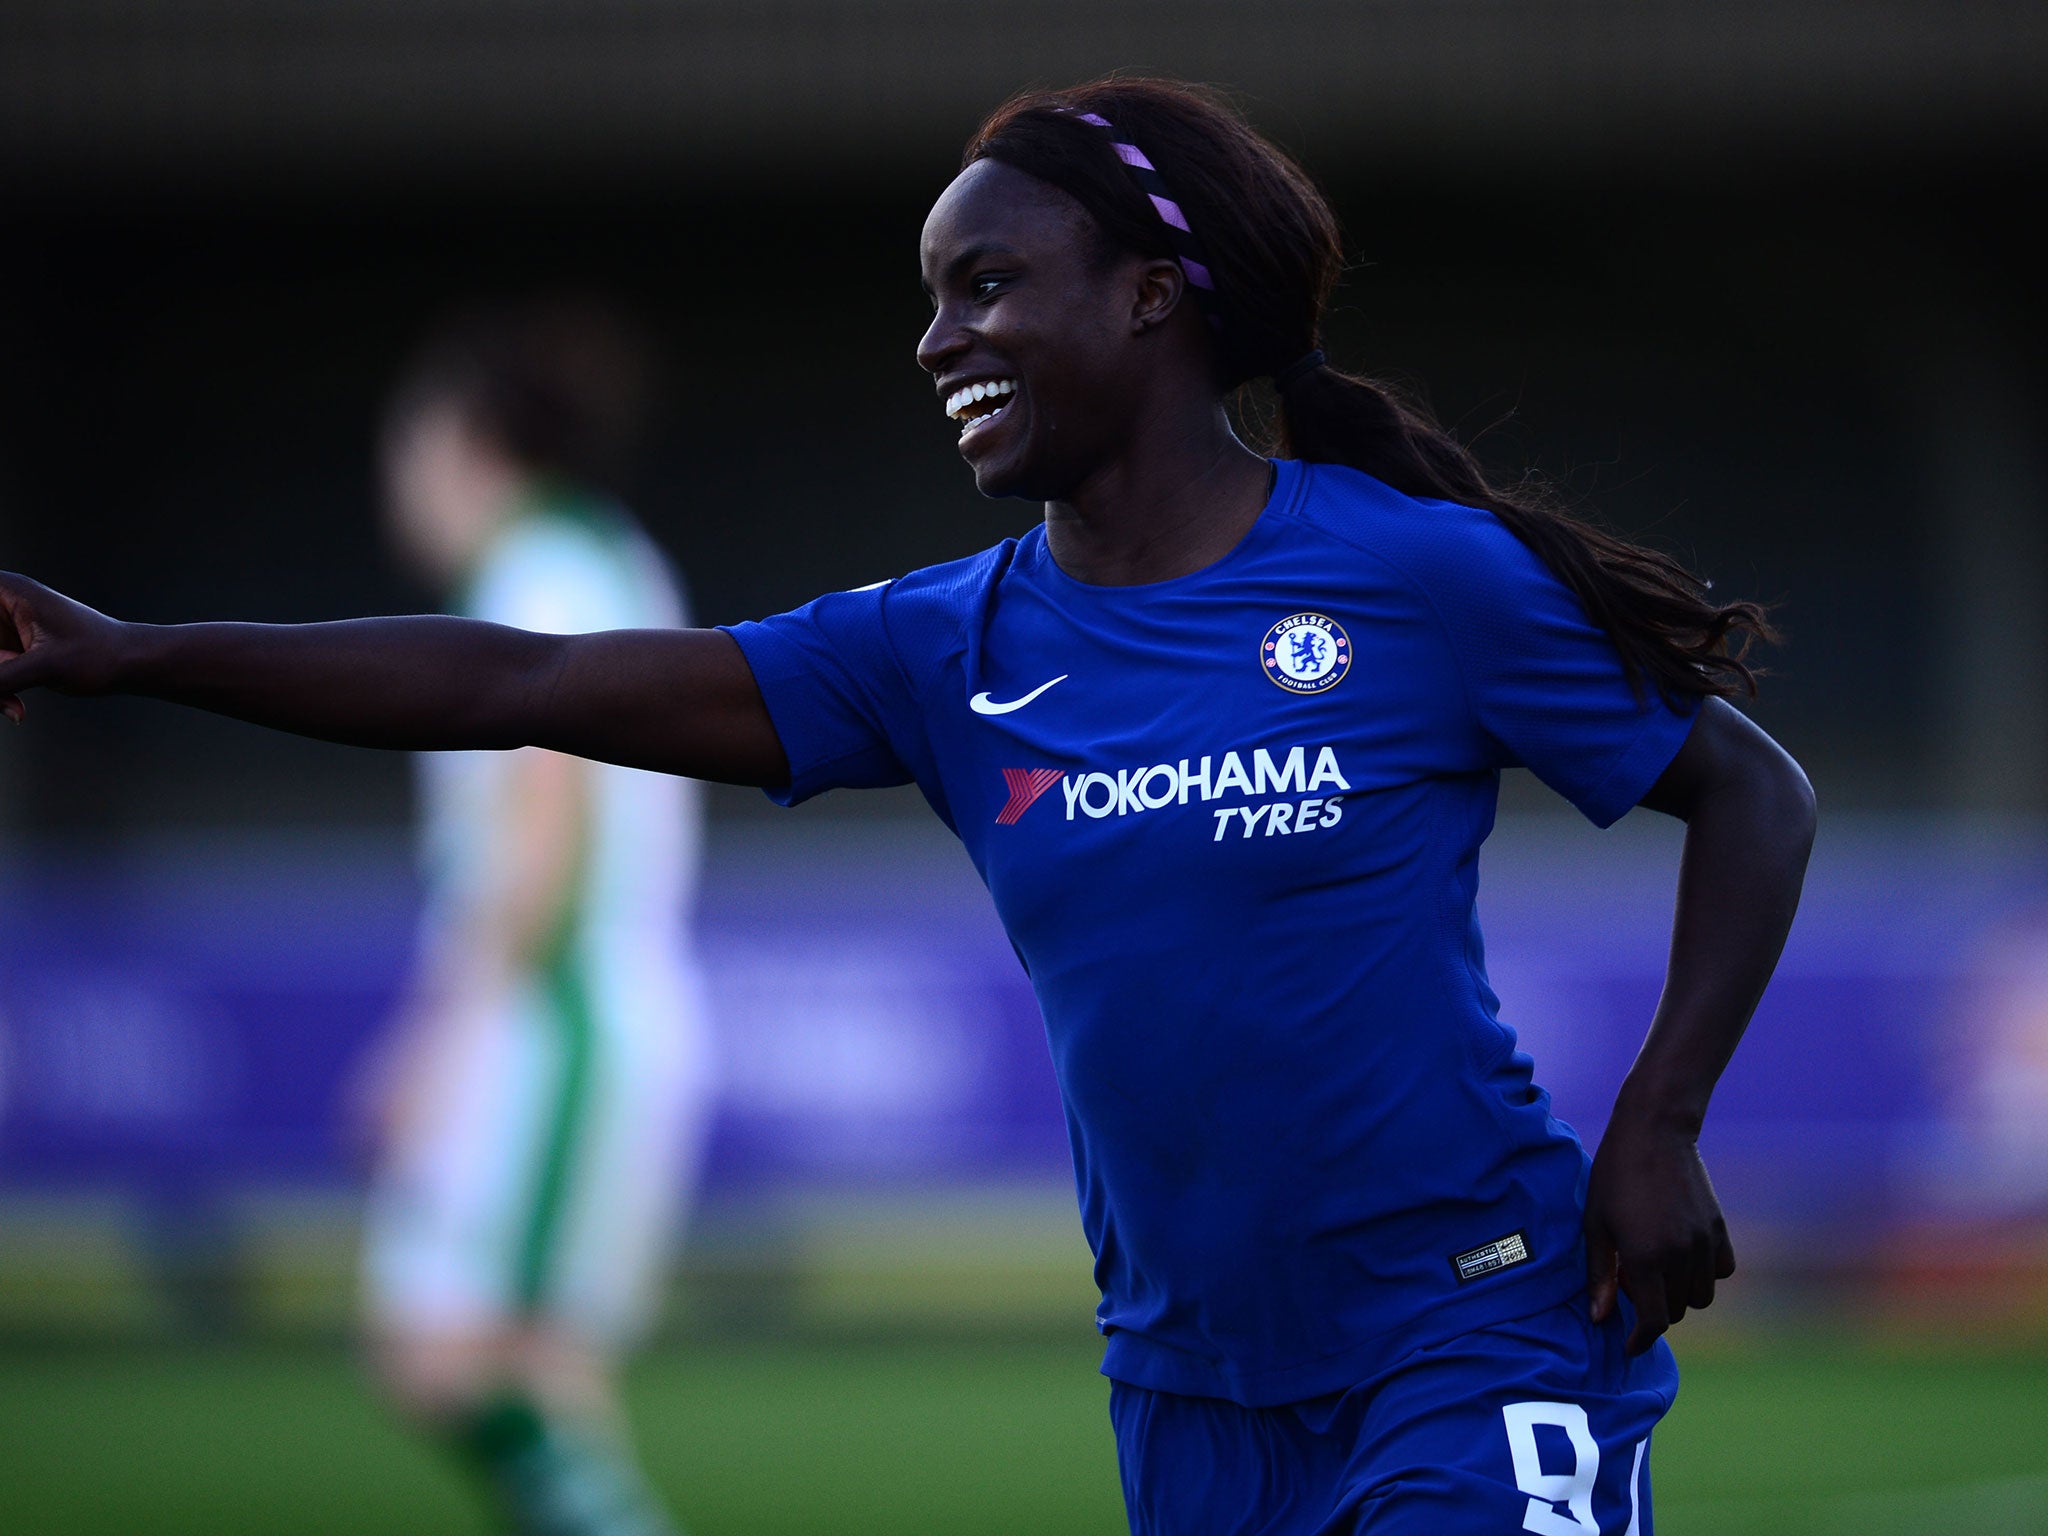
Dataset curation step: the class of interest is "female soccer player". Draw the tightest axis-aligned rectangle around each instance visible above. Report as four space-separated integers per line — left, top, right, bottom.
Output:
361 304 709 1536
0 78 1813 1535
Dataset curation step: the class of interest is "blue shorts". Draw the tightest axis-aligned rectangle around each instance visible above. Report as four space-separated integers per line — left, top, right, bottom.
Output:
1109 1297 1678 1535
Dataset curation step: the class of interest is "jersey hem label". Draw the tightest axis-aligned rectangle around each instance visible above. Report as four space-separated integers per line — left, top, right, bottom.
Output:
1450 1230 1533 1283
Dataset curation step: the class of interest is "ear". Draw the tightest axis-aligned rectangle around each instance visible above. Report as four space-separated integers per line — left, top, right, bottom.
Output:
1129 258 1186 335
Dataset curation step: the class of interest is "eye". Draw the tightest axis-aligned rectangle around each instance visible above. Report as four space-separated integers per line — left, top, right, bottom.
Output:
971 272 1012 302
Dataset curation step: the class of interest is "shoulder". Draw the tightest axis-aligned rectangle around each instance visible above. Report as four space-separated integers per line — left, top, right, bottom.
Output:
877 537 1022 606
1288 462 1526 575
742 536 1024 692
1286 461 1561 615
848 536 1025 656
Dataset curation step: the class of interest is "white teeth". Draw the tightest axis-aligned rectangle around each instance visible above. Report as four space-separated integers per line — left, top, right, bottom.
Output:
944 378 1018 422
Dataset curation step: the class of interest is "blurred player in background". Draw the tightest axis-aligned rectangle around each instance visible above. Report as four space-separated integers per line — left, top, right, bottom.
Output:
360 301 710 1536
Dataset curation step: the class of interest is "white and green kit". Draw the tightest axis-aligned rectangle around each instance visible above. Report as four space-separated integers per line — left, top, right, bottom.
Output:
364 498 712 1345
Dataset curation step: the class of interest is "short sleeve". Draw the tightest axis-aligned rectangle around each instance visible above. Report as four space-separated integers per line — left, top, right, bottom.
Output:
721 582 925 806
1425 507 1700 827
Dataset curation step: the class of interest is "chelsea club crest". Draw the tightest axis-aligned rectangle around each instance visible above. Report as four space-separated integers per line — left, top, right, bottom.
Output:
1261 612 1351 693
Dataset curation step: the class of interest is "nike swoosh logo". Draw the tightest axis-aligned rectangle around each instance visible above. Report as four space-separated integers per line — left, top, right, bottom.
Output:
969 674 1068 716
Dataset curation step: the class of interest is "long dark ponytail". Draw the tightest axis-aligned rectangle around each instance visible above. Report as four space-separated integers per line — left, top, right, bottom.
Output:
965 78 1774 701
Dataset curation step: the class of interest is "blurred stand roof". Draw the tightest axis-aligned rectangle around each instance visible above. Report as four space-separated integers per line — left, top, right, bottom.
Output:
4 0 2045 189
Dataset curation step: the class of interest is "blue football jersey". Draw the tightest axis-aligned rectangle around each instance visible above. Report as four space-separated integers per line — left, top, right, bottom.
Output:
724 459 1698 1406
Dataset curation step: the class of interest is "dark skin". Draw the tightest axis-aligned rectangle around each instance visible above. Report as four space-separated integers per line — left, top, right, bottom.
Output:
0 159 1813 1357
1602 698 1812 1348
916 160 1272 583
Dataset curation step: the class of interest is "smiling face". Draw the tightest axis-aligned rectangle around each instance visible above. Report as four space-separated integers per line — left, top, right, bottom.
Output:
917 159 1185 501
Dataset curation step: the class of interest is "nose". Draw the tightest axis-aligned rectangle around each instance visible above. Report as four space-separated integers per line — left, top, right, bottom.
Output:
916 302 969 377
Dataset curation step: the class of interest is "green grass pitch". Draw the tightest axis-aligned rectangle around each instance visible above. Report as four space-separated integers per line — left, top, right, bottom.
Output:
3 1336 2044 1534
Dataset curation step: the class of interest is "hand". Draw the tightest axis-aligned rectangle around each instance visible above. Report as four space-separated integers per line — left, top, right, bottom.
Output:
1584 1101 1737 1354
0 572 131 723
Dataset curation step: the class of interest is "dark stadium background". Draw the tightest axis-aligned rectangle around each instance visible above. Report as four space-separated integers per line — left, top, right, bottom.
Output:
3 5 2045 1533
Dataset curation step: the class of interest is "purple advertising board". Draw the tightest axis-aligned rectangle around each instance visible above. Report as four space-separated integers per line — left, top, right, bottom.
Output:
3 817 2047 1248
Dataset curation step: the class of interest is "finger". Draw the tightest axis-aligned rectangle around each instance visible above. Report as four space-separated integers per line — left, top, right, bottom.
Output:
1622 1266 1671 1355
1715 1225 1737 1280
1687 1228 1720 1310
1585 1228 1620 1322
1 694 20 724
0 587 32 654
1661 1264 1690 1333
0 649 50 697
1688 1262 1717 1310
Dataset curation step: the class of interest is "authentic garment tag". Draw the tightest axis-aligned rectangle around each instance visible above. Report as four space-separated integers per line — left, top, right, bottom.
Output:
1450 1231 1533 1283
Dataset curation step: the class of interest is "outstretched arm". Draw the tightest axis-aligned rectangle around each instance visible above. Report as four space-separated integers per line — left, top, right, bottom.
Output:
1585 695 1816 1353
0 572 789 786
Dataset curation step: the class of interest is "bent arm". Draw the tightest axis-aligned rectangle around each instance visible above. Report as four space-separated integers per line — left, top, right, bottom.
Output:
0 572 789 785
1586 696 1817 1350
1628 696 1816 1125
